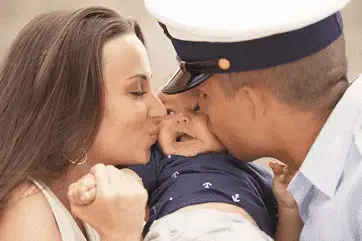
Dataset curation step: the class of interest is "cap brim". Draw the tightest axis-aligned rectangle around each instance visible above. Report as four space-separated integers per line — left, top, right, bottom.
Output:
161 68 212 95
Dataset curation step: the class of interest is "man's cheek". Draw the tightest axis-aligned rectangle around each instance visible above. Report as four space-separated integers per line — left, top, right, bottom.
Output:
206 116 214 133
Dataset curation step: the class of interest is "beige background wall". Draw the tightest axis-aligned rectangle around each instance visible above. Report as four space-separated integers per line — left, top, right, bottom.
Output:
1 0 361 88
0 0 361 167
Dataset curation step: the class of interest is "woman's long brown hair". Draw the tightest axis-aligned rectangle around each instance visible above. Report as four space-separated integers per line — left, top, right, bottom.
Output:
0 6 145 216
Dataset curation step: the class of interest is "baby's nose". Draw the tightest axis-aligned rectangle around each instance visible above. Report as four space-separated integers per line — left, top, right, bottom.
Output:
175 114 190 124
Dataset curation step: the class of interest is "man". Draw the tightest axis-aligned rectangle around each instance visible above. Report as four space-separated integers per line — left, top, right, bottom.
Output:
145 0 362 240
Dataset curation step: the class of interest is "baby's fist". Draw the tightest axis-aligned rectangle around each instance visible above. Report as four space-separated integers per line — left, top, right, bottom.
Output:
68 173 97 206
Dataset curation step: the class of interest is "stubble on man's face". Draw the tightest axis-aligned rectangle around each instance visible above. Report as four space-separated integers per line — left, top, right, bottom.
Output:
197 76 259 161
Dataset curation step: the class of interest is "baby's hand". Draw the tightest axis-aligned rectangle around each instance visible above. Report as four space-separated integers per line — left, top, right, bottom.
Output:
269 162 298 209
68 173 97 206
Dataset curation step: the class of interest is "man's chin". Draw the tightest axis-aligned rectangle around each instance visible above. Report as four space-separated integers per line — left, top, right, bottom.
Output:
227 149 262 162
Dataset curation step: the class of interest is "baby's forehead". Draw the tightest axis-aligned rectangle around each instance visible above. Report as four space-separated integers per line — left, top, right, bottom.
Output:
158 89 200 106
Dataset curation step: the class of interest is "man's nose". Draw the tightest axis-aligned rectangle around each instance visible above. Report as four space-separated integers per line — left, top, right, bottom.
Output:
198 92 207 112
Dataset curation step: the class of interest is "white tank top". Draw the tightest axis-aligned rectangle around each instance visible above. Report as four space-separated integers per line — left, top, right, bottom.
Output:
31 179 100 241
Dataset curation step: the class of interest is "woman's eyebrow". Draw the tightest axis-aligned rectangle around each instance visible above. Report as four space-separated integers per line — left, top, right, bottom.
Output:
126 73 148 81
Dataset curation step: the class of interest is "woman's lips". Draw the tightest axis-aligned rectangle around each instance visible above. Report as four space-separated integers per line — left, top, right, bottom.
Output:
148 134 158 145
149 125 161 136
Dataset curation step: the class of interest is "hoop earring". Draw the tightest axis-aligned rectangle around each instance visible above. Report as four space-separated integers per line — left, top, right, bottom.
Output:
65 150 87 165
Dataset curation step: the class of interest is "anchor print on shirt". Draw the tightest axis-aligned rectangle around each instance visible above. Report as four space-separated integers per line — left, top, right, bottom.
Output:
172 172 179 178
203 182 212 188
232 194 240 202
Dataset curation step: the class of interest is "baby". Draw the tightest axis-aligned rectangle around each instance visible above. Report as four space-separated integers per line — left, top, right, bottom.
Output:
69 90 300 241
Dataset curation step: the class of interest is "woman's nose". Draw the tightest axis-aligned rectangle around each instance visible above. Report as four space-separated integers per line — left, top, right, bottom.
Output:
148 92 167 118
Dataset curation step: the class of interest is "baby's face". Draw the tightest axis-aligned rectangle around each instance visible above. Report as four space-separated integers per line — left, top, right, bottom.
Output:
158 89 225 157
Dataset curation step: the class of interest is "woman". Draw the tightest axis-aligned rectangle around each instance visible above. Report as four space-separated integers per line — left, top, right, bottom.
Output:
0 6 165 241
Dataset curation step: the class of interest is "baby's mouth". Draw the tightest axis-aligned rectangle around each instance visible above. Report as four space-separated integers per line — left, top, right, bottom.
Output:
175 132 194 142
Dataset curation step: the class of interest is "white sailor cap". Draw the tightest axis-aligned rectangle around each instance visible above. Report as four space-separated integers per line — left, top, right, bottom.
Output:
144 0 350 94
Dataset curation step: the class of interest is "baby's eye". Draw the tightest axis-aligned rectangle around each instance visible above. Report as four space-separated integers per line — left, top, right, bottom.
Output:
193 104 200 112
167 109 176 115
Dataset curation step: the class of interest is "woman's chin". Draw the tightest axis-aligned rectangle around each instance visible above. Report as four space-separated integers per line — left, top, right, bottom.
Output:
137 149 151 165
120 150 151 166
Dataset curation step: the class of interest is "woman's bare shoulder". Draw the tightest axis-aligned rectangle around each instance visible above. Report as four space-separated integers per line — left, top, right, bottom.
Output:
0 182 62 241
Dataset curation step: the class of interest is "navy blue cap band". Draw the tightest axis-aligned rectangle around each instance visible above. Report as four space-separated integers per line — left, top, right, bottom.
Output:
160 12 343 73
159 12 343 94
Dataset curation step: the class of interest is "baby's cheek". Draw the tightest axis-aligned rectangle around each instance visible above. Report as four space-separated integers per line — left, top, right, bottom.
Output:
158 130 173 153
158 122 175 143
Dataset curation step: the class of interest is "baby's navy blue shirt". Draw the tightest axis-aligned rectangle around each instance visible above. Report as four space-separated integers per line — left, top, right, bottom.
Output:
127 144 278 237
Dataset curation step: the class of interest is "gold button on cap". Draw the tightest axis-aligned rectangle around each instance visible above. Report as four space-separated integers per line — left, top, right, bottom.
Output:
218 58 230 70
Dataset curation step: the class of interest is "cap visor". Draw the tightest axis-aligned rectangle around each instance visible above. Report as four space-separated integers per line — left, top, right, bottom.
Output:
161 68 212 94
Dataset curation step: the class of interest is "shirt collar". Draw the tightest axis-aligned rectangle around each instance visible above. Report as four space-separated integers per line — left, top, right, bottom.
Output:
289 74 362 198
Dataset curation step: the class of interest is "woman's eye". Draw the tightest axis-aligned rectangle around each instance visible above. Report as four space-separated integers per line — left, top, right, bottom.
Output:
193 104 200 112
167 109 175 115
130 91 146 97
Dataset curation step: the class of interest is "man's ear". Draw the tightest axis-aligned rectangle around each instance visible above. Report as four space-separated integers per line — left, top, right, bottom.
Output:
236 85 266 121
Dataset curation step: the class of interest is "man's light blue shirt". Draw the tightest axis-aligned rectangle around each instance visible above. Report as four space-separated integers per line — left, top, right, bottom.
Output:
288 74 362 240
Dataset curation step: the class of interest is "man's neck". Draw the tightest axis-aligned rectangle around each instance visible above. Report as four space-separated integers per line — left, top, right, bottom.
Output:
272 107 332 171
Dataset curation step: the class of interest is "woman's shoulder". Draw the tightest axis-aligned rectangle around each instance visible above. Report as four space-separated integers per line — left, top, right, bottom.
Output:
0 181 62 241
